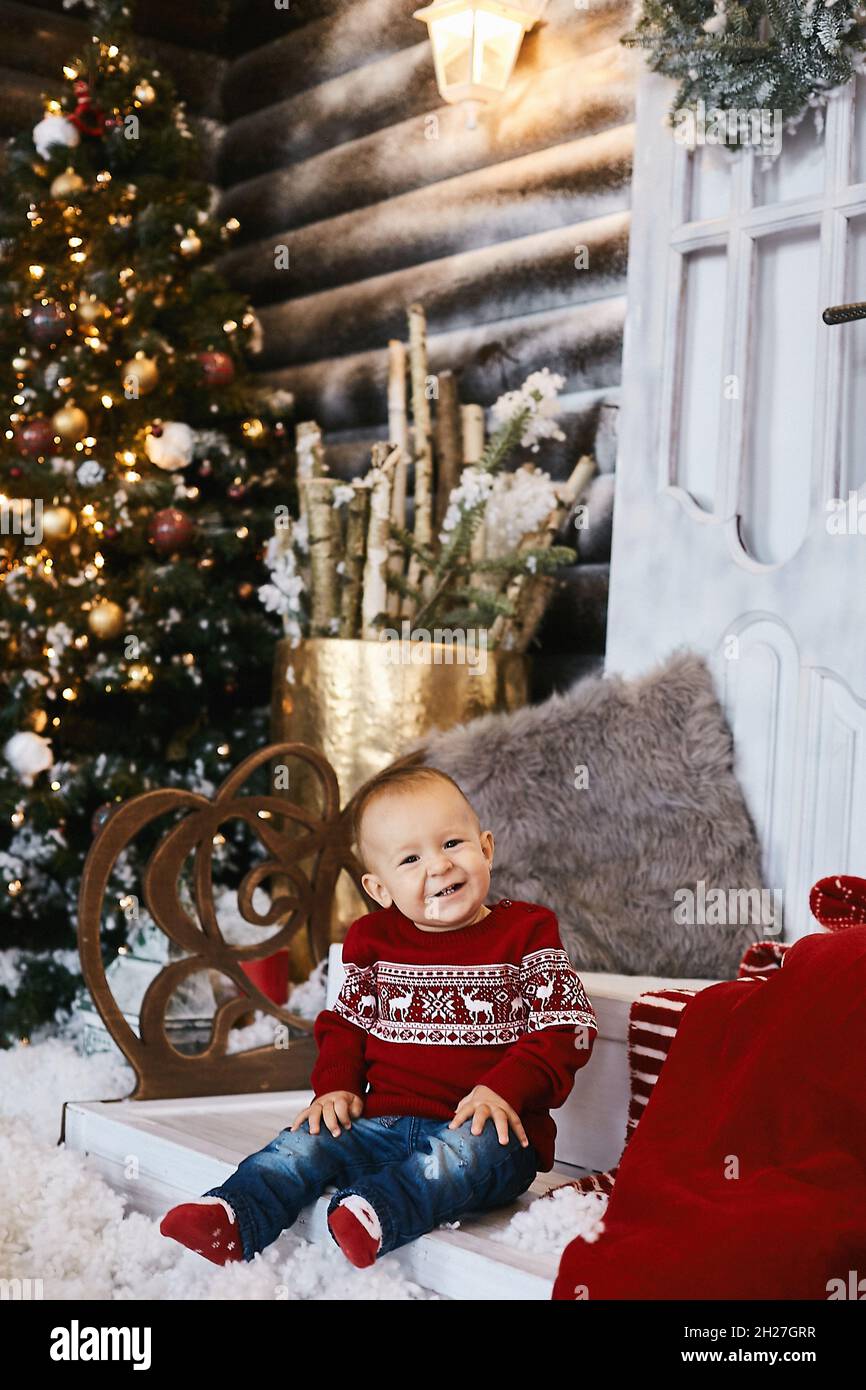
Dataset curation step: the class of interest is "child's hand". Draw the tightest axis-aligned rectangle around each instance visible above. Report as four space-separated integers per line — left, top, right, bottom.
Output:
448 1085 530 1147
290 1090 364 1137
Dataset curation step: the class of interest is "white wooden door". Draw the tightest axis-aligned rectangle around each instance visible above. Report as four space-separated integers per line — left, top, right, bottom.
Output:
606 71 866 941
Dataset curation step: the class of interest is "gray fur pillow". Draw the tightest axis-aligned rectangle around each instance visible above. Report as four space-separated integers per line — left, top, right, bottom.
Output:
405 650 765 978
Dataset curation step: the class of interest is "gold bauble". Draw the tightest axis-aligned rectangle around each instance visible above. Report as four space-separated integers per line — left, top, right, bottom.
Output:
121 353 159 395
42 506 78 542
242 417 266 446
178 230 201 258
77 296 110 325
52 403 89 442
88 599 125 639
50 168 86 199
134 80 156 104
125 662 153 691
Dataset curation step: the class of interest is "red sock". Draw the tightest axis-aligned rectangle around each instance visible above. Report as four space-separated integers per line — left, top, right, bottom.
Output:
327 1195 383 1268
160 1199 244 1265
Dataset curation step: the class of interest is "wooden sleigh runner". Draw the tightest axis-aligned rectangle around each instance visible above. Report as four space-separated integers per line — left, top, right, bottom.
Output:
64 739 723 1300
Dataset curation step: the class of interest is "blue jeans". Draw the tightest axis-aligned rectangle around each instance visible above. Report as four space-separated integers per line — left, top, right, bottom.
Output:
201 1114 540 1262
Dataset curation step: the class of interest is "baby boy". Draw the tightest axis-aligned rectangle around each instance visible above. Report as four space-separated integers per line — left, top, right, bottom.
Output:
160 763 598 1268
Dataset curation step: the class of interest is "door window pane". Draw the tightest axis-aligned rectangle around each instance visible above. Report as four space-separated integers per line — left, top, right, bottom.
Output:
674 246 727 511
740 227 819 564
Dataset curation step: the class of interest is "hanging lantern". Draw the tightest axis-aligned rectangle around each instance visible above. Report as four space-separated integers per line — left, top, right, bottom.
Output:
414 0 546 122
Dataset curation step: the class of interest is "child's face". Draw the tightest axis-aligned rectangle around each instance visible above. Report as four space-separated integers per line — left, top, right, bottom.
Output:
359 783 494 930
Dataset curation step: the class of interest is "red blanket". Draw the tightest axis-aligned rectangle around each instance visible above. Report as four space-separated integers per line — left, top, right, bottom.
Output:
552 924 866 1300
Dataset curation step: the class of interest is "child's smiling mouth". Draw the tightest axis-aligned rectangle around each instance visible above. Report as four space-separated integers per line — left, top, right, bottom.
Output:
428 881 465 899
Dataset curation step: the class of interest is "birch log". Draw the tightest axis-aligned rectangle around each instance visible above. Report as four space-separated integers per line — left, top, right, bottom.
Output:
295 421 327 532
461 404 485 464
509 455 598 651
387 339 410 617
361 444 399 640
340 482 371 639
490 455 597 651
461 404 489 592
434 369 461 531
406 303 435 614
471 470 512 596
387 339 409 527
303 475 341 637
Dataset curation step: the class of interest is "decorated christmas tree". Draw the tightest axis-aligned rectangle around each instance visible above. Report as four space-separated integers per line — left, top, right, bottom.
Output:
0 0 296 1045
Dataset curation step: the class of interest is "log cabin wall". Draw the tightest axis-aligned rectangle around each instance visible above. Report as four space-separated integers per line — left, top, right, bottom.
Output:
0 0 638 690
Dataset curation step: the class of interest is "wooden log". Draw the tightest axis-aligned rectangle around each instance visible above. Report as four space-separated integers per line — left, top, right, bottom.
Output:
434 369 462 532
361 444 399 639
510 454 598 652
340 482 371 639
408 304 434 546
387 341 410 619
490 455 597 651
216 134 633 298
221 0 421 121
406 303 435 615
251 297 627 432
458 400 490 593
553 454 598 537
470 470 513 595
295 421 327 530
461 404 485 464
217 34 634 231
387 340 410 524
384 445 407 621
303 476 341 637
249 214 630 366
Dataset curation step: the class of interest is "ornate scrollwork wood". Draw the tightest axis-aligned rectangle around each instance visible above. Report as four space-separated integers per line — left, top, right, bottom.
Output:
77 741 427 1100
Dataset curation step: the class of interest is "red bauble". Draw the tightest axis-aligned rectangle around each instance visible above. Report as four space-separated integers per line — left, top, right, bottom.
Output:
148 507 195 555
197 351 235 387
10 466 22 479
198 459 213 477
227 483 246 501
17 417 55 457
26 303 69 346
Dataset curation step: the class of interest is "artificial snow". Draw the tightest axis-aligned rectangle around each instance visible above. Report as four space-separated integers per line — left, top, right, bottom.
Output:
0 1013 599 1299
0 1031 433 1300
490 1184 607 1254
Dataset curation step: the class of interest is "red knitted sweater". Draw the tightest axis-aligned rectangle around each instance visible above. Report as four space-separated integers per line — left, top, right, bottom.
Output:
311 897 598 1171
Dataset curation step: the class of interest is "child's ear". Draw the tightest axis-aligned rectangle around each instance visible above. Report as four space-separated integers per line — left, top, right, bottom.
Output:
362 871 392 909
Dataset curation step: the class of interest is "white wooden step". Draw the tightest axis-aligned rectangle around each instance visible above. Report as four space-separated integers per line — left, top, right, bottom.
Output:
61 1089 591 1300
